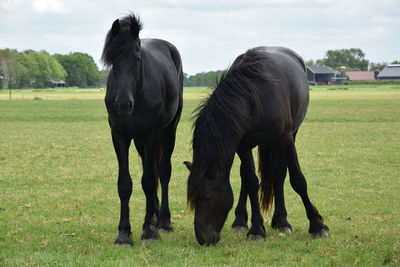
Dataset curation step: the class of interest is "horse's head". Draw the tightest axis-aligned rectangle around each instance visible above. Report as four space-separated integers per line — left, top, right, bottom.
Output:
184 161 234 245
102 14 143 115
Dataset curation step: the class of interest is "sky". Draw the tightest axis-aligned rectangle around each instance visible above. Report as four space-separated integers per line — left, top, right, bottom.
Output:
0 0 399 75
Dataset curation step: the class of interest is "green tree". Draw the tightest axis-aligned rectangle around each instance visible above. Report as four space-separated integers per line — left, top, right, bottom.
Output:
318 48 369 70
305 59 316 67
0 49 27 89
184 70 224 87
369 62 387 71
22 52 41 87
23 51 66 88
98 69 109 87
0 68 4 89
54 52 100 87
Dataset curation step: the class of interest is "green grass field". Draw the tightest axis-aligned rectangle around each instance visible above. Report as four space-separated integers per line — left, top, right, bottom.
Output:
1 85 399 266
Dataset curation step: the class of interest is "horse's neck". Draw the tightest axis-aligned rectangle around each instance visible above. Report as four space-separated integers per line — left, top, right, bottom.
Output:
195 115 240 172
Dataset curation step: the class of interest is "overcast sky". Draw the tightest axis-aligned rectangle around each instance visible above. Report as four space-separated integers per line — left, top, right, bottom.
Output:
1 0 399 74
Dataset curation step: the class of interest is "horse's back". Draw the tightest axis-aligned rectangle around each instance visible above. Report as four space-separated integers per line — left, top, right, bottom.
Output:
141 38 183 81
253 46 306 71
140 38 183 126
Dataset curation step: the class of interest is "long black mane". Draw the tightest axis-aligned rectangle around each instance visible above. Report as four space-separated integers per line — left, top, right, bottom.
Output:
187 49 270 209
101 13 143 67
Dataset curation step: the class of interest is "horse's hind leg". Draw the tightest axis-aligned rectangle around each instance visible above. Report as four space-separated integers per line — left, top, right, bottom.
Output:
140 134 162 241
157 131 175 231
269 147 292 234
158 105 182 231
279 135 329 237
237 146 266 240
231 183 248 232
112 130 134 246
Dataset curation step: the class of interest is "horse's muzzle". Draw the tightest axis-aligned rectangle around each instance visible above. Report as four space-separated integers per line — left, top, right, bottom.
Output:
115 98 134 115
195 227 220 246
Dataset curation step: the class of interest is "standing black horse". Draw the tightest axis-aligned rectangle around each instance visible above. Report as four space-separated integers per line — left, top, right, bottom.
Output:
184 46 328 245
102 14 183 246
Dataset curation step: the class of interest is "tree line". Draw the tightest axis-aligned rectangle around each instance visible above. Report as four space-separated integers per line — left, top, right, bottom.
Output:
183 70 224 87
184 48 399 87
0 49 101 89
1 47 398 89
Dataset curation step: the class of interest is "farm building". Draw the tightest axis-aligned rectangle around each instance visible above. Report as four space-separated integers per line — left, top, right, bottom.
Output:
345 71 376 81
306 66 335 85
49 80 66 88
377 64 400 80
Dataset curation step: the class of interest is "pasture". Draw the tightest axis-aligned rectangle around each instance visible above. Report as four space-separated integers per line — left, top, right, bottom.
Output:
0 85 399 265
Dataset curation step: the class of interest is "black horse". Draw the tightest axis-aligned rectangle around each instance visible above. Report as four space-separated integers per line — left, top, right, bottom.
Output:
184 46 328 245
102 14 183 245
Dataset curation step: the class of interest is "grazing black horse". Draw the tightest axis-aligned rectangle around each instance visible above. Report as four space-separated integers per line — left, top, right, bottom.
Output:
102 14 183 245
184 46 328 245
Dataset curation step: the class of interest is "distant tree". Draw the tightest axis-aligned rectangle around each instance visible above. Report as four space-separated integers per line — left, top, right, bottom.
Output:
54 52 100 87
0 68 3 88
318 48 369 71
183 72 192 86
391 60 400 64
305 59 316 67
0 49 67 89
22 52 41 87
0 49 27 89
24 50 67 88
98 69 109 87
184 70 224 87
369 62 387 71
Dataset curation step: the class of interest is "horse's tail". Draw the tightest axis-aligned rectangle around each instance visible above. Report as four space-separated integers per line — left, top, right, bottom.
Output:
258 145 274 213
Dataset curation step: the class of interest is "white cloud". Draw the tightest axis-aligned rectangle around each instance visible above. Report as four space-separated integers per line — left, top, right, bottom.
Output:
0 0 25 10
32 0 67 14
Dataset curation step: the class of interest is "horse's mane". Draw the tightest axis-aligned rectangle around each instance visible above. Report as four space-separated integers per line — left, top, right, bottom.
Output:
187 49 270 210
101 13 143 67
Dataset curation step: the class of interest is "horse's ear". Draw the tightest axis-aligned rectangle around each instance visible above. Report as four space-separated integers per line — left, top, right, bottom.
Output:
183 161 192 171
111 19 120 35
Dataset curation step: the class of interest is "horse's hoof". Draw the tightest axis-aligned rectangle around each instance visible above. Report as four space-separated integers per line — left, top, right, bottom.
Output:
141 228 160 241
311 229 329 238
232 226 248 232
247 234 265 241
158 221 173 232
247 223 266 240
114 234 133 246
278 226 292 235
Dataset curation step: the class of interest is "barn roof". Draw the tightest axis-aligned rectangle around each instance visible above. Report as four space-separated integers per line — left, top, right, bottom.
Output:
307 66 334 74
377 64 400 78
346 71 375 81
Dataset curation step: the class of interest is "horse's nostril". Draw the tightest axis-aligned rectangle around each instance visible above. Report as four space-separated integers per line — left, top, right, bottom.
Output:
114 99 133 114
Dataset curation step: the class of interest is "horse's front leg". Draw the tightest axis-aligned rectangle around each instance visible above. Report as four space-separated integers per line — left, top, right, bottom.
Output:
237 147 266 241
140 135 161 241
112 130 134 246
231 182 248 232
